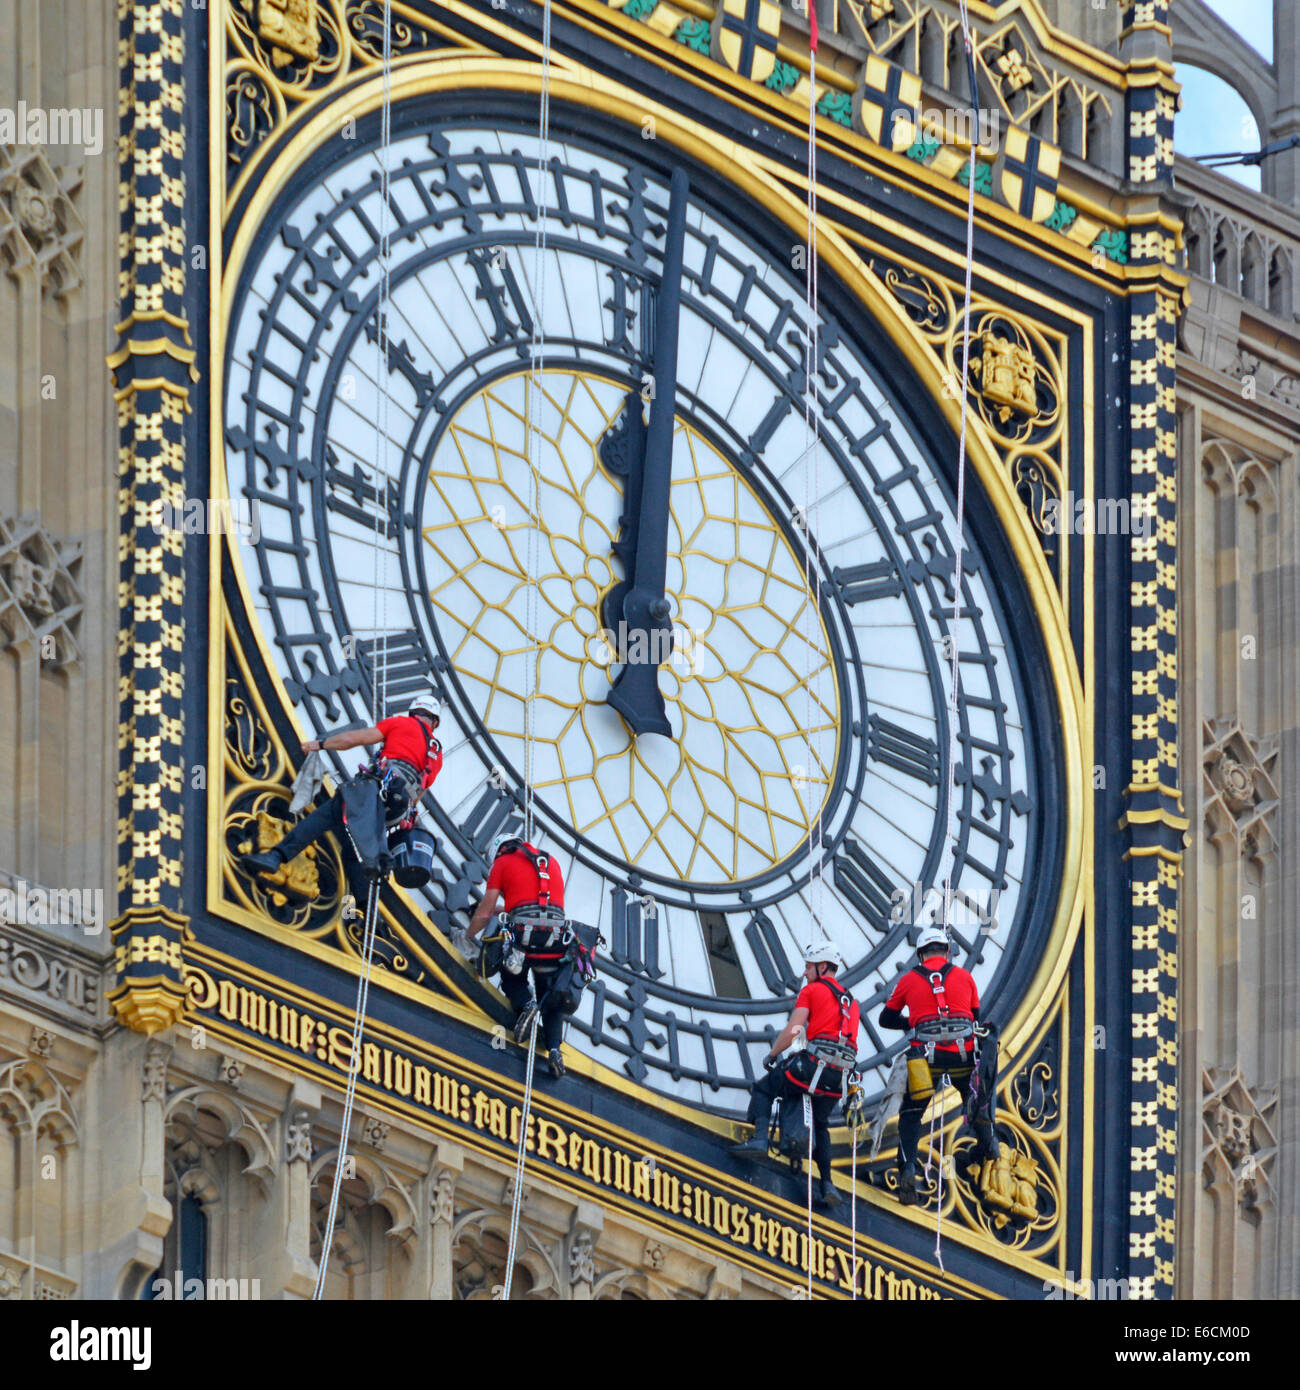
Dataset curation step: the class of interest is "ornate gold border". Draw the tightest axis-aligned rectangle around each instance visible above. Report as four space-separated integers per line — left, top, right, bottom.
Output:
206 47 1094 1282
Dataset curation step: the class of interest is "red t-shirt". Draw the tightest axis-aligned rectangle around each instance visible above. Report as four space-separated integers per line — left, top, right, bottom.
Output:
886 955 979 1053
486 844 565 913
377 716 442 785
795 975 860 1045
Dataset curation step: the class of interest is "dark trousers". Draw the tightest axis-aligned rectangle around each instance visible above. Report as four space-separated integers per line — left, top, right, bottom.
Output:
747 1068 838 1184
500 960 566 1050
274 794 371 905
897 1054 994 1167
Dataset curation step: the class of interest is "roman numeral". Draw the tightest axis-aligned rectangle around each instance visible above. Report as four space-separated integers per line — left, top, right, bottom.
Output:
834 839 899 932
364 313 436 411
457 780 522 856
866 714 940 785
831 559 902 606
742 395 789 467
743 911 800 994
355 628 433 707
610 886 664 980
466 245 534 350
324 445 401 539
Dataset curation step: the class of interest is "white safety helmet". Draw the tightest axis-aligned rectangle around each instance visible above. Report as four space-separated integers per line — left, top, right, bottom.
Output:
409 695 441 726
802 940 845 971
916 925 951 956
492 832 522 860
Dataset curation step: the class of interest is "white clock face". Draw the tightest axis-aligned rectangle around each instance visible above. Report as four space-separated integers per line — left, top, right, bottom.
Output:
224 108 1052 1113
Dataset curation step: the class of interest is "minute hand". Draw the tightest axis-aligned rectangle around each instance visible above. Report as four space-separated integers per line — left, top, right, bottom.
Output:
607 168 689 738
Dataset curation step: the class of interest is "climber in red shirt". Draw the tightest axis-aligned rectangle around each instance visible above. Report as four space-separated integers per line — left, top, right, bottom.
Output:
242 696 442 901
462 834 572 1080
879 925 999 1204
732 941 861 1211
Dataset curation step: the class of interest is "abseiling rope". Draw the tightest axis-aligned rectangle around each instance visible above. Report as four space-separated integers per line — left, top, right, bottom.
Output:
800 9 826 1302
522 0 553 848
313 883 383 1298
802 4 827 951
502 0 554 1299
315 1 395 1299
929 0 980 1274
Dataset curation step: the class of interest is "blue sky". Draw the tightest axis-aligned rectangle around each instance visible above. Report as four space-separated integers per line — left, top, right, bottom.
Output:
1175 0 1273 189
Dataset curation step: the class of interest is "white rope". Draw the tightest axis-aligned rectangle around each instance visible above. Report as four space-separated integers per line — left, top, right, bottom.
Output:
801 28 829 944
313 880 382 1298
501 7 554 1296
804 1094 815 1300
931 1076 949 1273
850 1126 859 1300
940 1 978 934
522 0 553 845
371 0 394 720
502 1012 540 1299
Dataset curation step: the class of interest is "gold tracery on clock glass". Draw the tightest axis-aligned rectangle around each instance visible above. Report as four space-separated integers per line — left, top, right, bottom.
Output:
420 369 840 885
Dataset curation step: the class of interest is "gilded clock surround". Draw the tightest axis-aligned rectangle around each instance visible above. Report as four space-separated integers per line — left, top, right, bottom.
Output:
204 44 1086 1285
93 0 1194 1299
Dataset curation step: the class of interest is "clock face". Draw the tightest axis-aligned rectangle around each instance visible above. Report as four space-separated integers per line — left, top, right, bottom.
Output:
224 102 1055 1114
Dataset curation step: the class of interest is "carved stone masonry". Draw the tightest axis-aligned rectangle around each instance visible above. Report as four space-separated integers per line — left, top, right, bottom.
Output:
430 1169 456 1226
359 1115 389 1152
216 1055 245 1090
1203 719 1281 864
0 514 84 665
141 1041 169 1104
0 144 84 297
29 1027 55 1059
569 1230 595 1286
1202 1067 1279 1217
285 1107 312 1164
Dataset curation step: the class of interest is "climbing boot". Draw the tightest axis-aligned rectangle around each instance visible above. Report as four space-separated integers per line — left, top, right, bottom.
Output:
513 999 539 1043
896 1161 918 1206
815 1180 842 1212
244 848 283 875
731 1114 772 1159
548 1048 565 1080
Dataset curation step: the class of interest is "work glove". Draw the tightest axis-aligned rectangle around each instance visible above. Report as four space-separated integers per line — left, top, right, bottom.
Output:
764 1053 782 1071
451 928 479 961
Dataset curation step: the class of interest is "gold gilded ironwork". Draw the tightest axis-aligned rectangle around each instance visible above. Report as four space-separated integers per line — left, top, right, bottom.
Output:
211 57 1092 1230
977 1149 1041 1224
250 0 320 66
244 810 322 902
995 49 1034 95
975 331 1038 421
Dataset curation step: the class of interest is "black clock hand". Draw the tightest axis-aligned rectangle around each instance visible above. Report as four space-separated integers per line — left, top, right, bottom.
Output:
607 166 689 738
598 388 647 643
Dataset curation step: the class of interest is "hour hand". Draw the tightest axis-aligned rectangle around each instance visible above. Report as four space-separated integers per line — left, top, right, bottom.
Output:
598 389 647 643
605 167 689 739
